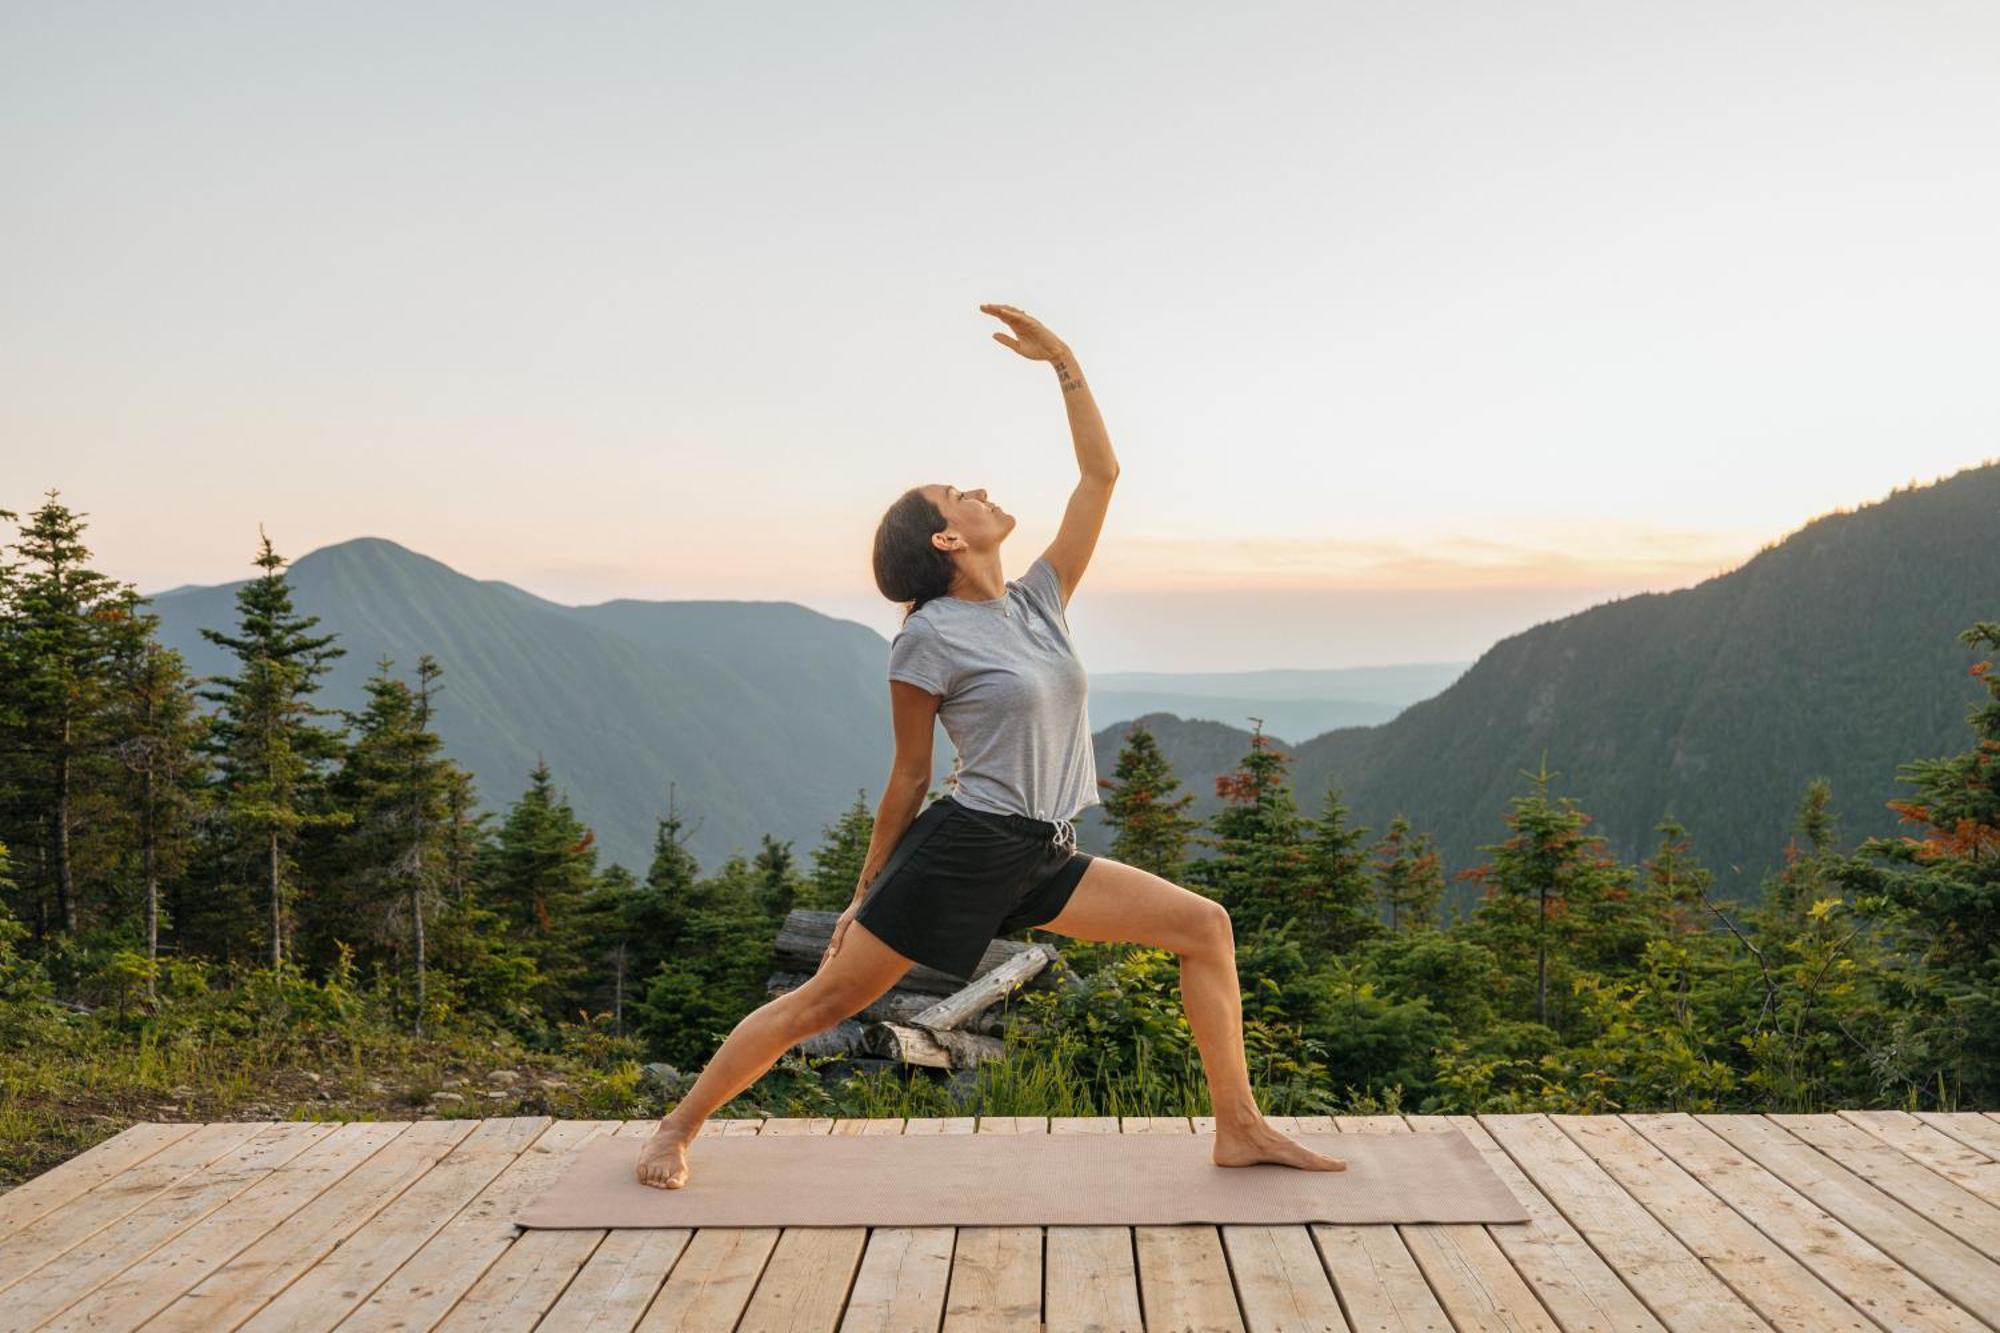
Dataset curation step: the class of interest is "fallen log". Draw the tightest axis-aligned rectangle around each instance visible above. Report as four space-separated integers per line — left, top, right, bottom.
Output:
775 910 1067 995
908 944 1054 1032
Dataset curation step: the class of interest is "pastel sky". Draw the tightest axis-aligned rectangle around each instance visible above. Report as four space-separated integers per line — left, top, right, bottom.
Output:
4 2 1995 672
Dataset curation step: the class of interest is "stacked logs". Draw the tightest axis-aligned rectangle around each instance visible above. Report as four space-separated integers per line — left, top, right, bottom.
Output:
768 909 1070 1072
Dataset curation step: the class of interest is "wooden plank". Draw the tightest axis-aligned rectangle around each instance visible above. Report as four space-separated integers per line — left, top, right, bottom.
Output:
1626 1112 1986 1333
43 1122 411 1333
1044 1116 1143 1333
1837 1112 2000 1211
733 1116 868 1333
139 1118 483 1330
335 1120 625 1332
626 1116 777 1331
1918 1113 2000 1162
1433 1116 1664 1333
1292 1114 1451 1332
0 1120 273 1297
1191 1113 1348 1333
1693 1113 2000 1320
1480 1113 1766 1331
841 1116 955 1333
1128 1115 1246 1333
0 1121 201 1244
1553 1114 1869 1331
515 1121 702 1332
943 1115 1046 1331
1336 1112 1557 1333
1771 1113 2000 1260
432 1120 664 1331
0 1121 334 1331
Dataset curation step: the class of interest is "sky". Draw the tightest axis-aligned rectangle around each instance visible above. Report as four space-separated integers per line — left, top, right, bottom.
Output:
4 1 1996 672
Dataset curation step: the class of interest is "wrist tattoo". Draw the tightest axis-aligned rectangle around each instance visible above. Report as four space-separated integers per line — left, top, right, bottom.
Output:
1053 356 1081 394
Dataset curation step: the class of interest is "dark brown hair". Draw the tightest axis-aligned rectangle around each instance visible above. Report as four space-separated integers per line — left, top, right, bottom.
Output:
873 486 955 623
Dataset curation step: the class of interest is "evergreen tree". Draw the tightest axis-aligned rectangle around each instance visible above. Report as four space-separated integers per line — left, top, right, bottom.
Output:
320 655 458 1031
1 493 138 943
1371 814 1445 934
197 531 347 966
802 789 874 911
1100 721 1202 882
1460 754 1629 1035
1831 620 2000 1106
1301 783 1382 952
106 619 210 1000
1766 778 1843 927
1184 720 1311 931
633 853 779 1068
752 833 799 920
481 757 601 1021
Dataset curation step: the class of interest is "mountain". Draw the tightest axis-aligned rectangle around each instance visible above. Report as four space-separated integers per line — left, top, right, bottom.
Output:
1096 462 2000 905
148 538 922 874
1087 664 1470 741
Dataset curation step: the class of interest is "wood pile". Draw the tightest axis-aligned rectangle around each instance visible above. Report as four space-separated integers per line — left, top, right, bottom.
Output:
768 909 1071 1072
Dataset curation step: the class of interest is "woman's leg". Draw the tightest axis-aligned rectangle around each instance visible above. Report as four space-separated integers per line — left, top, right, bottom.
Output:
1034 857 1345 1171
636 919 915 1188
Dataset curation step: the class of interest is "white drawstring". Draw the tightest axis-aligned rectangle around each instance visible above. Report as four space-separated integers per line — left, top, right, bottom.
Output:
1051 816 1077 855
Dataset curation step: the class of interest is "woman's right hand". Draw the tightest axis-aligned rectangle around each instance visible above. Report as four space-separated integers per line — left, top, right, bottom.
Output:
820 901 862 972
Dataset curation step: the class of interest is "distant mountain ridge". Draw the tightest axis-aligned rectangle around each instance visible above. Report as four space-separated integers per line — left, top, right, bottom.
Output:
1095 462 2000 904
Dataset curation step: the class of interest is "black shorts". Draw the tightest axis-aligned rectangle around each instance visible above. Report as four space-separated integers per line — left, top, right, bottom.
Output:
852 794 1096 979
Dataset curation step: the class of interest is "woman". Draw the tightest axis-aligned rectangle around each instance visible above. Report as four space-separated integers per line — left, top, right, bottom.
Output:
636 304 1345 1189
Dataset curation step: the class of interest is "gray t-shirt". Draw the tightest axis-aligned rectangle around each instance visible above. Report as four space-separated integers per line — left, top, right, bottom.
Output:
887 553 1100 823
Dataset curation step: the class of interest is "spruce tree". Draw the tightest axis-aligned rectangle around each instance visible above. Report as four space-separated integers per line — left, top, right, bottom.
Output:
1100 721 1201 881
2 493 137 942
197 530 347 967
1184 720 1311 930
803 789 874 911
1301 783 1381 952
106 616 210 999
1370 814 1446 934
481 757 600 1021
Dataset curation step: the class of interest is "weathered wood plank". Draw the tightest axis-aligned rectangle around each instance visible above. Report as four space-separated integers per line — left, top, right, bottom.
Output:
0 1121 334 1331
1336 1112 1557 1333
1198 1113 1349 1333
1693 1113 2000 1321
734 1116 869 1333
335 1120 624 1332
1769 1113 2000 1260
942 1116 1046 1331
1553 1114 1868 1331
1299 1114 1452 1332
832 1116 956 1333
1435 1116 1665 1333
634 1117 779 1332
1045 1116 1143 1333
0 1120 273 1299
0 1121 201 1245
1918 1113 2000 1161
1836 1112 2000 1212
1128 1115 1247 1333
431 1120 662 1331
37 1122 408 1333
1481 1113 1764 1332
1626 1112 1986 1333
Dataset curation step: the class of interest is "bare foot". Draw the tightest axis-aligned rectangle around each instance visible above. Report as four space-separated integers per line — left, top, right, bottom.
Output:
635 1121 695 1189
1212 1119 1347 1171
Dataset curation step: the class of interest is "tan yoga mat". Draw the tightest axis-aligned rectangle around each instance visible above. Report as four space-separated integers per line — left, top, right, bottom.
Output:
513 1129 1530 1228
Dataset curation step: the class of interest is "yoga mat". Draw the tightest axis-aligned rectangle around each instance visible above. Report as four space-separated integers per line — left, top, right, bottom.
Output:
514 1129 1530 1228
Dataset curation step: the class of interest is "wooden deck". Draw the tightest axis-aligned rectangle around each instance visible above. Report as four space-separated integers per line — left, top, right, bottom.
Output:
2 1112 1999 1332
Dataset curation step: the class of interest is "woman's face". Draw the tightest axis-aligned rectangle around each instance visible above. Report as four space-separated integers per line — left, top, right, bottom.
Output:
926 483 1015 552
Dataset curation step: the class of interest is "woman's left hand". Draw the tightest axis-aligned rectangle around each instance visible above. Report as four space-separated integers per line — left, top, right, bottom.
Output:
980 303 1072 363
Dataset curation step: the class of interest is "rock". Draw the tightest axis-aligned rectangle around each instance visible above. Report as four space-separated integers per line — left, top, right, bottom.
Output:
302 1071 321 1085
537 1078 570 1090
641 1063 683 1090
441 1077 467 1089
487 1069 522 1087
429 1091 465 1107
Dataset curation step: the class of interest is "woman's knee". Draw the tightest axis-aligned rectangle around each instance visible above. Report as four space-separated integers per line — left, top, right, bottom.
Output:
1185 898 1234 958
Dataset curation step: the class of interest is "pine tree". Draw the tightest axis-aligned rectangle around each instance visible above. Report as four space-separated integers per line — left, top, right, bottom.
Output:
1301 783 1382 952
1 493 138 942
198 530 348 967
1099 721 1202 882
1459 754 1628 1034
481 757 601 1021
1370 814 1445 934
803 789 874 911
105 614 210 1000
322 655 458 1031
1184 720 1311 930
